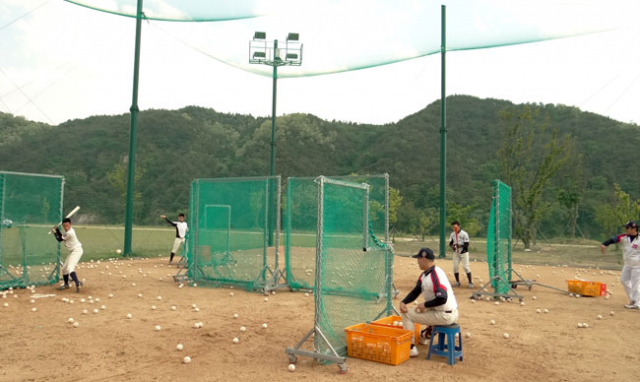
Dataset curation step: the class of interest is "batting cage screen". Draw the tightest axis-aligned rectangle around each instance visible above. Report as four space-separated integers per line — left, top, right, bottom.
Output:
186 176 281 291
286 176 394 369
487 179 512 295
285 174 389 291
0 171 64 290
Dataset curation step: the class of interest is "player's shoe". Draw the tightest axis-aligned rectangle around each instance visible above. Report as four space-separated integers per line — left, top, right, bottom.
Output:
57 284 70 291
418 326 433 345
624 303 639 309
453 282 461 287
76 281 83 293
409 346 419 357
468 283 474 289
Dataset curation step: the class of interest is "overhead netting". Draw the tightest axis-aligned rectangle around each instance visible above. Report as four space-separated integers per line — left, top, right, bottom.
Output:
285 174 388 290
66 0 638 78
0 171 63 289
316 177 393 357
486 179 512 295
187 176 280 291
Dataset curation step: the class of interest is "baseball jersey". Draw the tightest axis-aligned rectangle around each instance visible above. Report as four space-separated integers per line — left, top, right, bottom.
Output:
62 227 82 250
402 265 458 312
607 234 640 268
449 229 470 254
165 218 188 239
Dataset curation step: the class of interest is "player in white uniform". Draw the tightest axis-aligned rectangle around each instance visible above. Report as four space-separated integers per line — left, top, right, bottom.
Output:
399 247 459 357
601 221 640 309
53 218 84 292
161 214 188 264
449 221 473 288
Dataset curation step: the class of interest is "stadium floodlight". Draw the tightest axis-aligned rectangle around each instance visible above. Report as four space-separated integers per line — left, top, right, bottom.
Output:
249 32 303 247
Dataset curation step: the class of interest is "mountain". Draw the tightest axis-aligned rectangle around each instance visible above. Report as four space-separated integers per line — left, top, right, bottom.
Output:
1 95 638 238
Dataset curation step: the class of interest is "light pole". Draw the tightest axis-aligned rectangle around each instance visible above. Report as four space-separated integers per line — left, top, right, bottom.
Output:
249 32 302 245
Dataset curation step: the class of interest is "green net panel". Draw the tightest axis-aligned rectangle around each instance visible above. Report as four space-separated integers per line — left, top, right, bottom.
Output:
187 176 280 291
315 177 393 357
67 0 637 78
0 171 64 289
285 174 388 291
486 179 512 295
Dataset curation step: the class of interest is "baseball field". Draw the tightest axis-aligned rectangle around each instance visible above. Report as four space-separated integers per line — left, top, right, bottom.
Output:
1 246 638 382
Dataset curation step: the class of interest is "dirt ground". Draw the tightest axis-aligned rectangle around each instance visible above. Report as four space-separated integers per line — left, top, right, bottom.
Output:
1 255 638 382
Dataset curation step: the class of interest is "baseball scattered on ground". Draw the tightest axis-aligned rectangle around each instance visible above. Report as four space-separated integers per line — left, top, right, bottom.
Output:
155 325 161 331
288 364 296 372
177 344 184 351
232 338 239 344
183 356 191 364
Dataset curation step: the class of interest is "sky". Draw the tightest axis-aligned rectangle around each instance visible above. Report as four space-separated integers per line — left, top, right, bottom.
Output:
1 0 639 126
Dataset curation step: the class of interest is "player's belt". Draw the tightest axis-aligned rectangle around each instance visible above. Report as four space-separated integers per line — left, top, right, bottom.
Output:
444 310 453 313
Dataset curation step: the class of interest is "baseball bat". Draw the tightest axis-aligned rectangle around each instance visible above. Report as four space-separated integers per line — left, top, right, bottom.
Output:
48 206 81 234
454 225 460 255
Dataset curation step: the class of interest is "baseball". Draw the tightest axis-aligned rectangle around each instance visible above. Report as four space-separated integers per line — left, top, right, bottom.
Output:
157 296 162 300
583 323 589 328
240 326 246 332
532 296 537 300
520 302 525 306
264 297 268 302
155 325 161 331
230 292 234 297
132 283 136 287
577 323 583 328
192 304 197 308
193 284 197 287
138 294 142 298
31 307 37 312
73 322 79 328
68 318 74 323
177 344 184 351
194 307 200 312
171 306 177 311
108 294 114 298
465 332 471 338
490 320 496 325
305 293 309 297
543 309 549 313
233 314 239 319
116 249 122 254
127 313 132 319
503 333 510 339
101 305 106 310
288 364 296 372
80 299 85 303
597 315 603 320
183 356 191 364
151 305 156 310
30 299 35 304
262 323 268 329
495 302 500 306
82 309 88 315
536 309 541 314
93 309 99 314
3 303 7 307
471 299 475 304
232 337 239 344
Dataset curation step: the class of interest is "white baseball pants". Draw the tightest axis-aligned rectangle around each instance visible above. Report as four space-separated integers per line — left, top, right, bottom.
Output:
453 252 471 274
62 247 83 275
172 238 185 254
620 265 640 304
401 308 459 344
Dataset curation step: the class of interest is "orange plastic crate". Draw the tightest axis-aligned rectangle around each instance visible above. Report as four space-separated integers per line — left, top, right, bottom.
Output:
566 279 607 297
344 323 413 366
370 315 421 345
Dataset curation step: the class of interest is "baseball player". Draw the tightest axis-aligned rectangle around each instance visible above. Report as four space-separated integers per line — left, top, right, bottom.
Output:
52 218 84 292
601 221 640 309
399 247 459 357
449 221 473 288
161 214 188 265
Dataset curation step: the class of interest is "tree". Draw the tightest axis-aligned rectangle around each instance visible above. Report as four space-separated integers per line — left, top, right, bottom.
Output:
498 106 573 250
107 162 145 217
389 187 403 241
595 183 640 244
447 201 481 237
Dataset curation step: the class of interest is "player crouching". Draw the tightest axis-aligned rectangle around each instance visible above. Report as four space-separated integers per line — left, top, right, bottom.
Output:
399 247 459 357
52 218 84 292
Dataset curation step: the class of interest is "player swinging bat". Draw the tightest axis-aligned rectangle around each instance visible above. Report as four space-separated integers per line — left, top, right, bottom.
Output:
50 206 84 293
48 206 80 234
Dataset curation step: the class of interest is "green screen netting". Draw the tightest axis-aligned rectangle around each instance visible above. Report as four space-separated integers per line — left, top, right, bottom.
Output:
316 177 392 357
67 0 638 78
0 171 63 289
285 174 388 290
486 179 512 295
187 176 280 291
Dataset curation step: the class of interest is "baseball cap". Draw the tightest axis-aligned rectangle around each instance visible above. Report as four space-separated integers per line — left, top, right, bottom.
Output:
624 221 638 229
411 247 435 260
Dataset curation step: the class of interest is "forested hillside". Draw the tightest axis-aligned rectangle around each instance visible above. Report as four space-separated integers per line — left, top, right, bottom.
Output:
1 95 638 240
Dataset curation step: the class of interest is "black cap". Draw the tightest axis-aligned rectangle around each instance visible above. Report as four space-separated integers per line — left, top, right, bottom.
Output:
411 247 435 260
625 221 638 229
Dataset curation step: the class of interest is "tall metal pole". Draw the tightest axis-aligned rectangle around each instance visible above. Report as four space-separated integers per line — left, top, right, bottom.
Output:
123 0 144 257
267 40 279 247
439 4 447 259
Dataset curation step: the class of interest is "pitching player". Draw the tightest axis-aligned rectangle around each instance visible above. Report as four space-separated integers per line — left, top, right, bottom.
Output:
52 218 84 292
601 221 640 309
161 214 188 264
449 221 473 288
399 247 458 357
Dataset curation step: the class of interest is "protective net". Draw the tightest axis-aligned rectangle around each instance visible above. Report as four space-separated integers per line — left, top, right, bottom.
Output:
66 0 638 78
486 179 512 295
0 171 64 289
187 176 280 291
315 177 393 357
285 174 388 290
